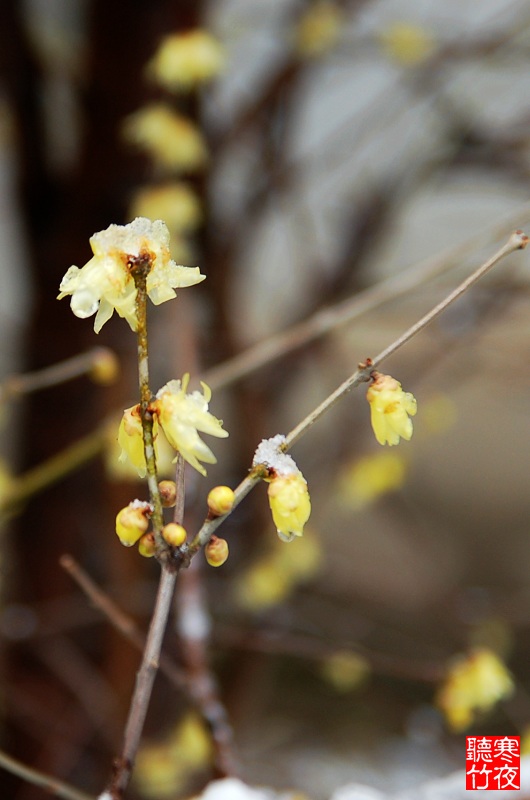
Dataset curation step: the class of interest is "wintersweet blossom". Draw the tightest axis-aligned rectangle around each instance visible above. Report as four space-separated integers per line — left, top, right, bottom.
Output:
57 218 205 332
118 404 159 478
268 472 311 543
253 435 311 542
152 375 228 476
122 104 208 172
436 648 514 731
366 372 417 446
147 30 225 92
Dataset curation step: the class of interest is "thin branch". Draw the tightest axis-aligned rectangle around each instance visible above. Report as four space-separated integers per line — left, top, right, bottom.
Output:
0 748 96 800
0 347 116 402
285 229 528 448
191 229 528 547
109 566 177 799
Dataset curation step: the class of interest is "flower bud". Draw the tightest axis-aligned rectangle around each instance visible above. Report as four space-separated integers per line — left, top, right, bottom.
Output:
138 533 157 558
162 522 187 548
207 485 235 516
158 479 177 507
90 347 120 385
268 471 311 542
115 501 151 547
205 536 229 567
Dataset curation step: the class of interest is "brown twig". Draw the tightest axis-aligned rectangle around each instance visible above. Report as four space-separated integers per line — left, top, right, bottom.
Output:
0 748 96 800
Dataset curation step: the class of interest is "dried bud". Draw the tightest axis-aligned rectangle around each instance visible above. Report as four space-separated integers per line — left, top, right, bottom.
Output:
162 523 187 548
138 533 157 558
207 485 235 516
158 480 177 507
115 501 151 547
205 536 229 567
90 347 120 385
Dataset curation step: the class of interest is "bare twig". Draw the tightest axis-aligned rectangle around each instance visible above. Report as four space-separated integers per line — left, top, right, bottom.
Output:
0 748 96 800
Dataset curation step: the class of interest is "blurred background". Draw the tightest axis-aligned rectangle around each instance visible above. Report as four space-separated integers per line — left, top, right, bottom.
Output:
1 0 530 798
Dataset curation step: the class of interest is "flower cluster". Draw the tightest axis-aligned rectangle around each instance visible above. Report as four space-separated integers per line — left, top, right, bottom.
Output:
118 375 228 477
57 218 204 332
366 372 417 446
253 435 311 542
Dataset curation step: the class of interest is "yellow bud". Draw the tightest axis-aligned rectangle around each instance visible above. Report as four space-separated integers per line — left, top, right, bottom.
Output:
115 502 151 547
158 479 177 507
207 485 235 516
89 347 120 385
138 532 157 558
205 536 229 567
162 523 187 548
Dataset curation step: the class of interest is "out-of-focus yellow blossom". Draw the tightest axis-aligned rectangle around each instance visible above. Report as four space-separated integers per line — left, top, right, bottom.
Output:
57 217 204 332
115 501 152 547
135 713 212 799
152 374 228 476
147 29 225 92
436 648 514 732
320 652 370 693
294 1 342 58
89 347 120 385
123 104 208 172
379 22 435 66
118 404 159 479
337 451 407 509
421 393 457 436
268 471 311 543
130 183 202 236
521 727 530 756
235 529 321 611
366 372 417 446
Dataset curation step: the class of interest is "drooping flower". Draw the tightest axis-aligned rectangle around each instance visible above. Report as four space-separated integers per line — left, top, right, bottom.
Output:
436 648 514 731
122 104 208 172
57 217 205 332
147 30 225 92
152 374 228 476
268 471 311 543
366 372 417 446
253 435 311 542
118 404 159 478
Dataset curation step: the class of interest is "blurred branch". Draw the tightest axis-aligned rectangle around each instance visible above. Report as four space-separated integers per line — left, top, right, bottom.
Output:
0 749 95 800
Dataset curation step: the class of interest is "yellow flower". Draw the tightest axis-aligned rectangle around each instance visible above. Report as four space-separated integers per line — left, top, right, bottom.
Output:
379 22 435 66
337 451 407 509
57 218 205 332
294 1 342 58
268 471 311 543
436 648 514 732
366 372 417 446
147 29 225 92
130 183 202 236
152 374 228 476
122 104 208 172
118 404 159 478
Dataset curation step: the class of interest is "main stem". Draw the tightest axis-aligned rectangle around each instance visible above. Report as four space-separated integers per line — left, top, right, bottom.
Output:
108 263 177 799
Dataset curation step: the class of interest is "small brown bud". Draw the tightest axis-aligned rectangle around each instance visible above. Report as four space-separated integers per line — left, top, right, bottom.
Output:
158 480 177 507
205 535 229 567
